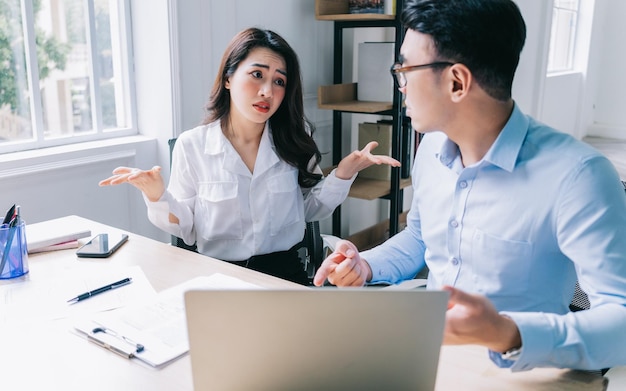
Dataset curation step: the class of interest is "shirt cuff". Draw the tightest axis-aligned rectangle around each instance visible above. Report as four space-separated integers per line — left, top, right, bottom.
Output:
327 168 357 184
361 248 392 284
488 349 517 368
496 311 557 372
318 169 356 201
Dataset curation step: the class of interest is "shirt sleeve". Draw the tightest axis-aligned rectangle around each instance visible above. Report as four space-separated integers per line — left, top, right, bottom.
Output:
144 189 195 246
363 187 428 284
301 168 356 222
143 136 197 246
493 156 626 371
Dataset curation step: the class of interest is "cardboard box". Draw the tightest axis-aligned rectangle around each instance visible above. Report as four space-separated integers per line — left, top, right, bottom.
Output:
358 122 392 180
357 42 394 102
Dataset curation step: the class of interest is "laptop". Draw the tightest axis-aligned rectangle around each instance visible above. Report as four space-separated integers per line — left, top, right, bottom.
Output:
184 288 448 391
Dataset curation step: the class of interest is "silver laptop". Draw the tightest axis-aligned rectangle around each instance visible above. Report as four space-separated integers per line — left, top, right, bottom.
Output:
184 288 448 391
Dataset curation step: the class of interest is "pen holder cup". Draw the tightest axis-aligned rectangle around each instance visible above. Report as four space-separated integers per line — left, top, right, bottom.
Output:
0 220 29 279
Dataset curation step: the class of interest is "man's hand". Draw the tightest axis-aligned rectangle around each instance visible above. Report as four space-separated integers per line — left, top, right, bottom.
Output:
99 166 166 202
334 141 401 180
313 240 372 287
443 286 521 353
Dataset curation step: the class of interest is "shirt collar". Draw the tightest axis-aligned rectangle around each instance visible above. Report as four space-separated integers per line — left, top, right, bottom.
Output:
203 120 281 175
203 120 227 155
437 103 528 172
482 103 528 172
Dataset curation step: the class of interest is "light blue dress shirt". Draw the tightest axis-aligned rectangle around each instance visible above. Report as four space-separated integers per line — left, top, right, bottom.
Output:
364 104 626 371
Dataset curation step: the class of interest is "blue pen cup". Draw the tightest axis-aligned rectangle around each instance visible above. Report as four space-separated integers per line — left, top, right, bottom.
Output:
0 220 29 279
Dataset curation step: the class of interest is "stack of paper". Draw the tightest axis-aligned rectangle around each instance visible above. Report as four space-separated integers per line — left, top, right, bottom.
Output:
25 218 91 253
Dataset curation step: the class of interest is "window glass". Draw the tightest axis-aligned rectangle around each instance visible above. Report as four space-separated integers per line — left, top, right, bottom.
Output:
548 0 579 73
94 0 129 131
0 0 34 143
0 0 134 153
39 0 93 137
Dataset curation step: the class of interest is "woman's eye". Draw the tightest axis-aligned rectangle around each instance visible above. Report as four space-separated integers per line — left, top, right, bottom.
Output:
274 78 286 87
251 71 262 79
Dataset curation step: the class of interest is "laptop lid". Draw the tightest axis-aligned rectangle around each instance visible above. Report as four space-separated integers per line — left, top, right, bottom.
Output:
185 289 448 391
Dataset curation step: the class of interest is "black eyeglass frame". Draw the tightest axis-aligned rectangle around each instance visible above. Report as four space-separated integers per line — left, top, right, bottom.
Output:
390 61 455 88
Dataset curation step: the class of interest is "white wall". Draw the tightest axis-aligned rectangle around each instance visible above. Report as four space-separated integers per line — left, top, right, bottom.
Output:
585 0 626 139
538 0 626 141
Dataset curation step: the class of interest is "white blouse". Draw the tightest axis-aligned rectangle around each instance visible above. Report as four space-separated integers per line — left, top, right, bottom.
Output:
145 120 354 261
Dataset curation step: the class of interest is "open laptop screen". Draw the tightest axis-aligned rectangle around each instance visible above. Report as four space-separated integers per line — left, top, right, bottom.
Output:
185 289 448 391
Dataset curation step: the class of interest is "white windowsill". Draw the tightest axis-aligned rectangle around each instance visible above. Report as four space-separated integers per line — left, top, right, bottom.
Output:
0 135 154 163
0 135 157 179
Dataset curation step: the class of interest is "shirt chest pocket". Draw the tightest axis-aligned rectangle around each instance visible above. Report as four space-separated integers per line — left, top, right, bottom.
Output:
266 172 301 236
471 229 532 295
197 181 243 241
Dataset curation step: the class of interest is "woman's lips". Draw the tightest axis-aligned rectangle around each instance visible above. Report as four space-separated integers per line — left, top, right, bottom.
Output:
253 102 270 113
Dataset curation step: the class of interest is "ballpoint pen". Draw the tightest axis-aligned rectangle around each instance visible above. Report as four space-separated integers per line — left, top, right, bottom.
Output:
67 277 133 304
2 204 15 225
0 205 20 275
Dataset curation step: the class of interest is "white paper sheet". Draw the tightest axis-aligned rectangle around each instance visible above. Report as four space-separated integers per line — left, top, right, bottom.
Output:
74 273 261 368
0 265 156 326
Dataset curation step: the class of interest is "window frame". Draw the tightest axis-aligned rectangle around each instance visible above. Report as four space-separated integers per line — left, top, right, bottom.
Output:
0 0 137 155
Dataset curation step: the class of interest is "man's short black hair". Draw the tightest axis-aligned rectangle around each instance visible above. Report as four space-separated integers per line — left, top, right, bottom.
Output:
401 0 526 101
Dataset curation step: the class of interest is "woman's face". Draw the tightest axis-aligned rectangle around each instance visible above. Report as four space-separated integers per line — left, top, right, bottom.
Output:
225 47 287 127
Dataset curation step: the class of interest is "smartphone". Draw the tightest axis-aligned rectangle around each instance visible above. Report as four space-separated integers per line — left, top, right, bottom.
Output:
76 233 129 258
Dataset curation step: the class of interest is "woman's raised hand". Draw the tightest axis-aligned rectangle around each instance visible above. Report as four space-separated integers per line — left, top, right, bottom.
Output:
334 141 401 180
99 166 165 202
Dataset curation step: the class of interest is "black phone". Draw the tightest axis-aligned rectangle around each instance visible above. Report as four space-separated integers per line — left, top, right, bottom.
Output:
76 233 129 258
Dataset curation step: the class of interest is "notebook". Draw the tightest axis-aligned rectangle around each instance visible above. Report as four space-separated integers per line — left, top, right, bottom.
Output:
26 218 91 253
185 288 449 391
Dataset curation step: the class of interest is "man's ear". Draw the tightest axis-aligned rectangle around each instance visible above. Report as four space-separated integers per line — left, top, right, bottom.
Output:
448 64 472 102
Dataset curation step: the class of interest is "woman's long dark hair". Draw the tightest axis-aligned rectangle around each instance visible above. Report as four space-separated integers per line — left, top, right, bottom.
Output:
203 27 322 187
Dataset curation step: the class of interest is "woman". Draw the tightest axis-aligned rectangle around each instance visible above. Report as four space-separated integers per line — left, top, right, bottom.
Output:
100 27 399 285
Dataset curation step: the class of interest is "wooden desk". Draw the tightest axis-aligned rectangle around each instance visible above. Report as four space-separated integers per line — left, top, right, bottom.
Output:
0 216 608 391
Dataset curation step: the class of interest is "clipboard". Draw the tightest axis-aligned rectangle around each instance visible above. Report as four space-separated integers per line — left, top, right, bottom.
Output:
74 320 187 368
73 273 262 368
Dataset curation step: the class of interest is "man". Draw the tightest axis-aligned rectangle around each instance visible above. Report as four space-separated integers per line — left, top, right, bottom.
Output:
314 0 626 371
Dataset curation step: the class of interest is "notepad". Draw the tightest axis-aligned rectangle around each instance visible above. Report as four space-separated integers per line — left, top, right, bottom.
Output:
26 218 91 253
74 273 261 368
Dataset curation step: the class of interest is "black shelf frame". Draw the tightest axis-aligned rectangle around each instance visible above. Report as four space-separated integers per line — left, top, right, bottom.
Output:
328 1 407 237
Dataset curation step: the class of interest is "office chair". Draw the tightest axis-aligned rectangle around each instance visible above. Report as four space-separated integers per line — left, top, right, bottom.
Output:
167 138 326 282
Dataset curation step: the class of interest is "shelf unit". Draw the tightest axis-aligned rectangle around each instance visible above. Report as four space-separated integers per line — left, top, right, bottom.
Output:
315 0 408 239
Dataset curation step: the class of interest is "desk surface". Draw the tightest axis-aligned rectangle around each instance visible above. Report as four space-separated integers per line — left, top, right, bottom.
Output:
0 216 608 391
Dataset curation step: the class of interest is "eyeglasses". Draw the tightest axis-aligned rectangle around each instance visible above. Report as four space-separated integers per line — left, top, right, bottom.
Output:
390 61 455 88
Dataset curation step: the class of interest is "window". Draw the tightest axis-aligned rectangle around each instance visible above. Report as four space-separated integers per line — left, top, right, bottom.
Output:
0 0 135 154
547 0 580 73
